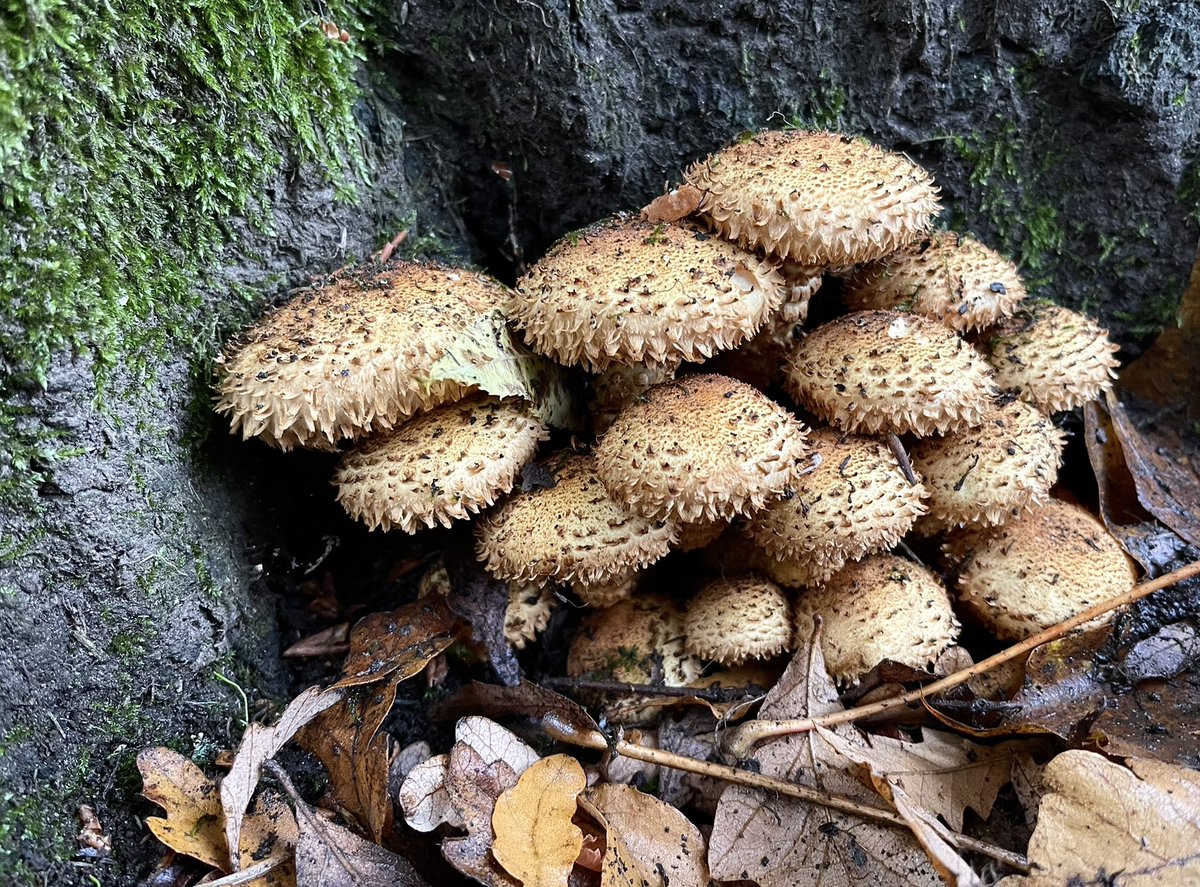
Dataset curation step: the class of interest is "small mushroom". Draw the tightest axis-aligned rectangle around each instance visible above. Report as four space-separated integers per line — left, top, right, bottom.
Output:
215 262 510 450
785 310 996 437
567 595 703 722
684 575 793 665
842 232 1026 332
910 396 1065 533
334 394 548 533
981 302 1120 412
590 359 679 435
594 374 810 522
684 130 941 267
511 216 784 371
793 554 960 685
943 499 1136 641
475 452 676 586
742 426 929 584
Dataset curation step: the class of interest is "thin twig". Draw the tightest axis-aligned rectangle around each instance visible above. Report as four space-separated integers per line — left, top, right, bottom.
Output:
541 713 1029 872
541 676 766 703
724 558 1200 758
886 432 918 485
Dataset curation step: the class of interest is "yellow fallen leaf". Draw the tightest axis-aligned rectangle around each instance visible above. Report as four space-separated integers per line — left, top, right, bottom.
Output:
491 754 586 887
1000 750 1200 886
138 747 228 870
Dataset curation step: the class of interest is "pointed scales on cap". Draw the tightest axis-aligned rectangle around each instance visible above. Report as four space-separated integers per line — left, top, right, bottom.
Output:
684 129 941 267
793 554 960 685
333 394 548 534
684 575 793 665
216 262 511 450
785 310 996 437
743 426 929 571
942 499 1136 641
982 302 1120 412
511 216 785 371
842 232 1026 332
475 451 676 586
910 396 1065 533
594 374 810 523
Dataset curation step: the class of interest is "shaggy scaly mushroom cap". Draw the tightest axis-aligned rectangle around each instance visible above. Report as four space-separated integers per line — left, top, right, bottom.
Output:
476 452 676 585
684 130 941 266
594 374 810 522
511 216 784 371
742 426 928 582
334 394 548 534
943 499 1136 641
567 595 703 722
684 575 793 665
215 262 509 450
842 232 1025 332
590 359 679 435
785 310 996 436
793 554 960 685
570 567 641 608
982 302 1120 412
911 396 1065 533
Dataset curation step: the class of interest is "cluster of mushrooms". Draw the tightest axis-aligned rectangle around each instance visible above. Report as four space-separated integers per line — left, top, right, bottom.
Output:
217 129 1136 707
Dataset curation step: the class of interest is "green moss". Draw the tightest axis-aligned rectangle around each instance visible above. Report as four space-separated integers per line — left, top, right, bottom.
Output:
781 68 849 132
947 121 1067 289
0 0 371 511
0 791 68 885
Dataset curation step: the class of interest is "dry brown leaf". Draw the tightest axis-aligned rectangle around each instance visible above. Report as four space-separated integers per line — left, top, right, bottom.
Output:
440 717 543 887
139 747 228 870
709 642 944 887
292 790 426 887
999 750 1200 886
336 599 458 689
492 755 587 887
238 791 299 886
220 686 345 871
874 779 981 887
298 675 401 843
398 753 464 833
579 783 709 887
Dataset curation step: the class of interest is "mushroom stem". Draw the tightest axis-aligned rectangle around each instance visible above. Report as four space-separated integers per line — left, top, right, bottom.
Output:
541 714 1030 872
723 558 1200 758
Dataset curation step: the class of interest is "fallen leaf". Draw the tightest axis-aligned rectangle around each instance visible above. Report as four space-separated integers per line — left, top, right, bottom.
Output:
297 674 401 842
292 792 425 887
1102 391 1200 548
398 754 465 833
444 534 521 687
442 742 522 887
139 747 228 870
336 599 458 689
283 623 351 659
641 184 703 223
709 642 945 887
999 750 1200 886
872 779 981 887
429 681 600 742
492 755 587 887
579 783 709 887
424 308 582 432
221 686 345 871
933 625 1200 767
1124 621 1200 681
238 791 299 886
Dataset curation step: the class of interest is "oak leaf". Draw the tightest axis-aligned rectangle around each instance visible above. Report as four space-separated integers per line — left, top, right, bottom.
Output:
999 750 1200 886
491 755 587 887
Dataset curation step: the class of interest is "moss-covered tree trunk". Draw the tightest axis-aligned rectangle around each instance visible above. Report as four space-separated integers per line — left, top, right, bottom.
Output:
2 0 1197 883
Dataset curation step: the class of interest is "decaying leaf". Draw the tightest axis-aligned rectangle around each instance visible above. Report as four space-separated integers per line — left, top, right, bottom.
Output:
999 750 1200 886
139 748 297 886
221 686 345 871
399 753 465 833
139 747 228 870
298 674 402 843
579 783 709 887
641 184 703 223
444 535 521 687
424 308 582 432
292 788 426 887
933 626 1200 767
709 643 945 887
492 755 587 887
336 599 458 689
430 680 600 742
442 742 522 887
